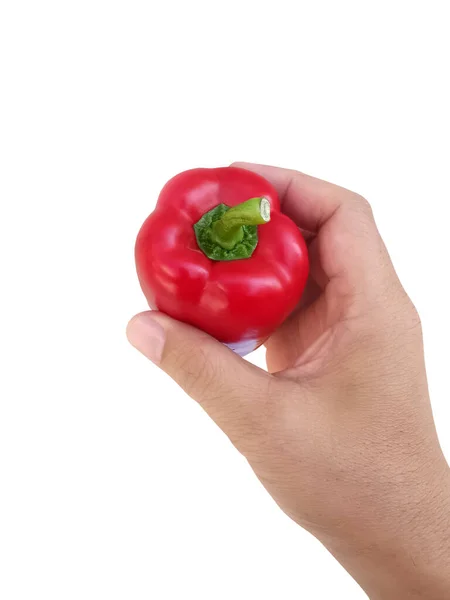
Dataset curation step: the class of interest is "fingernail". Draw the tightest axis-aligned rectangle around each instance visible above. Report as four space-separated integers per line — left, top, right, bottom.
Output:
126 314 165 364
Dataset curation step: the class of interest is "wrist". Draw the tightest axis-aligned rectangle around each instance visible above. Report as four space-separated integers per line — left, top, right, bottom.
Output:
326 464 450 599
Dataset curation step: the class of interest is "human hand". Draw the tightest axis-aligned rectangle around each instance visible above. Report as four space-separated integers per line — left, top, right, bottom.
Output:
127 164 450 599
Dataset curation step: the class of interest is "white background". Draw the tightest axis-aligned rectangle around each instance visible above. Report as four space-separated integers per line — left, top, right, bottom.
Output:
1 2 449 599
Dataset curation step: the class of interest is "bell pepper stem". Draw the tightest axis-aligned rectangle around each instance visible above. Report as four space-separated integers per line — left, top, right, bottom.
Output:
210 197 271 250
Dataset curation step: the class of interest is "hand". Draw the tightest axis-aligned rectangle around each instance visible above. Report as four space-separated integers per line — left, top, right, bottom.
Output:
127 164 450 599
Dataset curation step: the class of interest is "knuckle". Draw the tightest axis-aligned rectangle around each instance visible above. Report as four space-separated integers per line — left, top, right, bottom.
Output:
351 193 373 218
402 299 422 333
373 295 423 349
388 289 423 333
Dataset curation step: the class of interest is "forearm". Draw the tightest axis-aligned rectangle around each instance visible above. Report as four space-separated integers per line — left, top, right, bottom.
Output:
328 467 450 599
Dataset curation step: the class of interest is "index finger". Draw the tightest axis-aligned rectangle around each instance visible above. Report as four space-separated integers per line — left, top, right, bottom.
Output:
231 163 402 301
232 162 369 233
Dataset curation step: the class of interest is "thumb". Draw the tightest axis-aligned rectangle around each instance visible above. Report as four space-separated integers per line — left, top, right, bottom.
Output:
126 311 271 444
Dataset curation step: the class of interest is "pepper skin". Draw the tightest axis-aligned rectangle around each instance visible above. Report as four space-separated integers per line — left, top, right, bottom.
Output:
135 167 309 356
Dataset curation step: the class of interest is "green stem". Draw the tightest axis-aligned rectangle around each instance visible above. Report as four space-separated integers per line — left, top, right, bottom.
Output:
210 196 271 250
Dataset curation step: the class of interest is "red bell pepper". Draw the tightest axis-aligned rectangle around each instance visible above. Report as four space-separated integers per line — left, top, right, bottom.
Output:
135 167 309 356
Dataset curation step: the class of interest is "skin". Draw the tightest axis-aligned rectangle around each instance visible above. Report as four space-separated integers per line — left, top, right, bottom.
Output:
127 163 450 599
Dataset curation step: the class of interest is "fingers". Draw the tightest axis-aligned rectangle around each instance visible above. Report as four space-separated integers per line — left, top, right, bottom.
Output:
232 163 405 374
126 311 271 448
233 162 398 297
232 162 371 233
